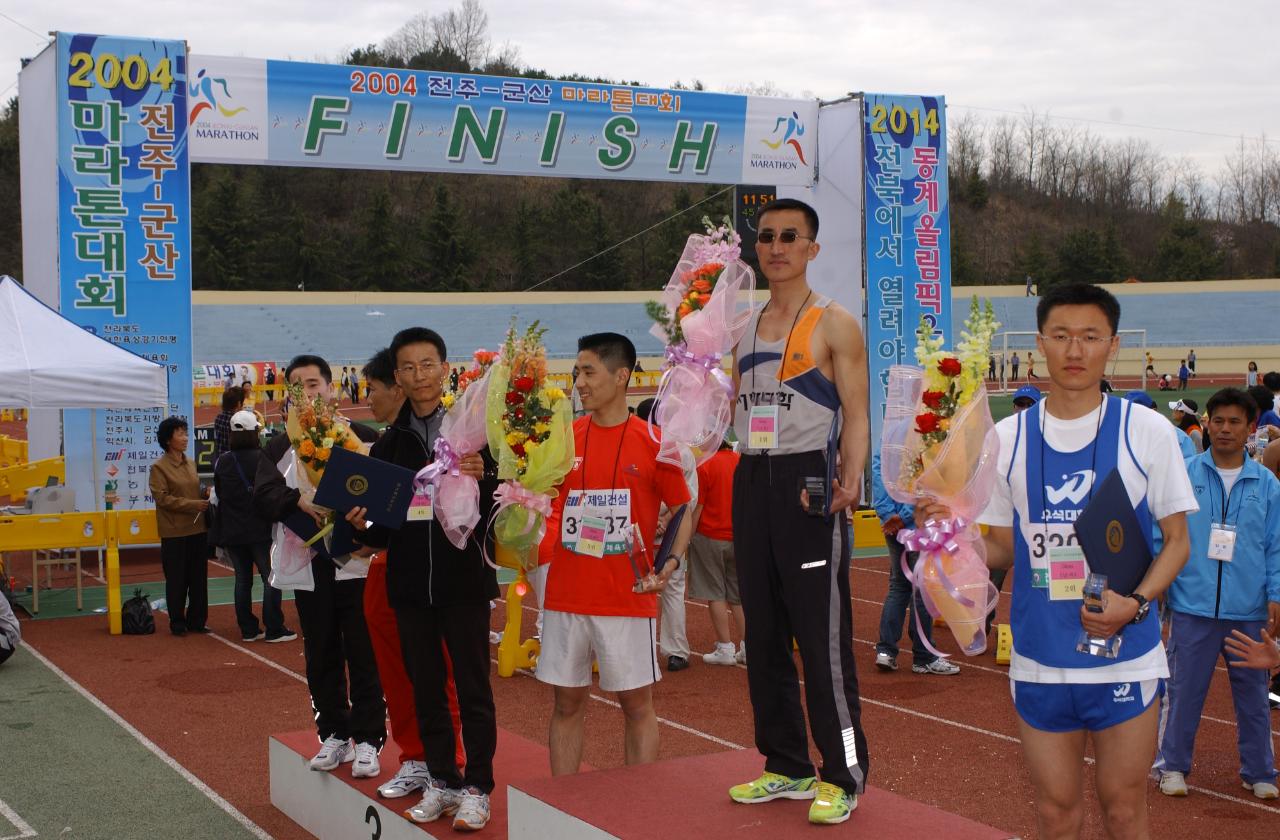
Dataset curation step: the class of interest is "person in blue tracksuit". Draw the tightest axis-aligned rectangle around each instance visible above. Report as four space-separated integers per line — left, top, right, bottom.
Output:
1154 388 1280 800
921 283 1197 839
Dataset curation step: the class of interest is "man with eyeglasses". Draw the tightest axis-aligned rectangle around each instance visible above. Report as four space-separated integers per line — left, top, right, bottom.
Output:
345 327 499 831
728 198 870 826
919 283 1197 838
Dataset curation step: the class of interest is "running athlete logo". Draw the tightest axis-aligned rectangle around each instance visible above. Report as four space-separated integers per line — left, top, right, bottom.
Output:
762 112 808 165
189 68 249 123
1046 470 1095 506
1112 683 1135 703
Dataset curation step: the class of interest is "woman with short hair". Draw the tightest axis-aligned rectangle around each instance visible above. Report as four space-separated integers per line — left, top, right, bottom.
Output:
148 417 210 636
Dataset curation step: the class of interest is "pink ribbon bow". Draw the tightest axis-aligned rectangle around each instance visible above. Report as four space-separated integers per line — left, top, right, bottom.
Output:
413 438 462 492
492 481 553 529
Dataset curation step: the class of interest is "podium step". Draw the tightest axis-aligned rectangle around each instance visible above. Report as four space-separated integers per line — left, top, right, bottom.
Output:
270 729 556 839
508 748 1013 839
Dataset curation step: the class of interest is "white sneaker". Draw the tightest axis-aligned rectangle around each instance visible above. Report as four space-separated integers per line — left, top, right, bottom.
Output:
309 736 354 771
1243 780 1278 799
874 651 897 672
735 642 747 665
912 658 960 676
378 760 431 798
351 742 380 778
453 786 491 831
1159 771 1188 796
703 645 737 666
405 781 461 823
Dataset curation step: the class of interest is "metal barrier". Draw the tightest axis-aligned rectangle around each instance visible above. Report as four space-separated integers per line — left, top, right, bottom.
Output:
0 435 28 467
0 457 65 503
0 507 158 635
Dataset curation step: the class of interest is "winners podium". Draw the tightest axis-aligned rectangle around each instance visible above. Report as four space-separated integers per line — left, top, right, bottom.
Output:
271 729 1012 839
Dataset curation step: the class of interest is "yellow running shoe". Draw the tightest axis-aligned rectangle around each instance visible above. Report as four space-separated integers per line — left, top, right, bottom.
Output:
729 771 818 803
808 782 857 824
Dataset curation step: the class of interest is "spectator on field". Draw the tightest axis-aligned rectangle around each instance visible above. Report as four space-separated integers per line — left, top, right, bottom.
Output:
265 366 277 402
988 353 996 382
1155 388 1280 801
1145 352 1156 378
1010 351 1021 381
1246 361 1258 388
213 387 245 459
0 586 20 666
212 410 294 643
1187 349 1197 379
1178 360 1190 391
691 437 745 667
1026 352 1040 380
1169 398 1203 451
1249 385 1280 433
149 417 210 636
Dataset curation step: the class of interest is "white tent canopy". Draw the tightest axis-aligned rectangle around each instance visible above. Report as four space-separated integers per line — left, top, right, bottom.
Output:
0 275 168 409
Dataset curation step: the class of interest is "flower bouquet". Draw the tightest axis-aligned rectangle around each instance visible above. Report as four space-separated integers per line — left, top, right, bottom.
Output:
485 321 574 569
880 299 1002 655
415 350 498 549
645 216 755 466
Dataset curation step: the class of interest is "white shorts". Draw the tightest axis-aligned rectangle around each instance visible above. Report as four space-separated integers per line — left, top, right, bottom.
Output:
536 610 661 692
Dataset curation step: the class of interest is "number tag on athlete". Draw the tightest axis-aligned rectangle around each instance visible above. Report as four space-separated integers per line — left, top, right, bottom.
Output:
749 405 780 450
1208 523 1236 562
406 484 434 522
1026 524 1079 590
561 489 631 556
1047 544 1088 601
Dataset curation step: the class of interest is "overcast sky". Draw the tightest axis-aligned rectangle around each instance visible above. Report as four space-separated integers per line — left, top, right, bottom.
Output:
4 1 1277 173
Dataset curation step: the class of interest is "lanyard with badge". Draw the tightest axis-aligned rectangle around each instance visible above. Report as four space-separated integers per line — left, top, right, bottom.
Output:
1208 473 1236 562
561 419 629 557
747 291 811 451
1036 401 1103 600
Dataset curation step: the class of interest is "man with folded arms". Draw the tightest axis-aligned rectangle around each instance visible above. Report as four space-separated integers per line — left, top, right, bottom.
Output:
1154 387 1280 800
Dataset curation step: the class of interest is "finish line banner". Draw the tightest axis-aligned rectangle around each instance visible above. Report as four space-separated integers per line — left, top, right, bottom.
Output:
863 93 951 450
56 32 194 510
186 56 817 186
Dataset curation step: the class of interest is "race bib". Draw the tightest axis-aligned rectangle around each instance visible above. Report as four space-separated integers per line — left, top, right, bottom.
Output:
1208 523 1235 562
406 485 434 522
749 405 780 450
1025 524 1079 590
561 489 631 556
1047 544 1088 601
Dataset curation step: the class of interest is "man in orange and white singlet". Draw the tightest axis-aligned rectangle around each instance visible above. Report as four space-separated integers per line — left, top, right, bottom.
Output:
727 198 871 825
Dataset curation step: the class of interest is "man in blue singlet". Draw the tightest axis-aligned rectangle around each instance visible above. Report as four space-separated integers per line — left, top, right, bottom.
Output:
727 198 871 826
922 283 1197 839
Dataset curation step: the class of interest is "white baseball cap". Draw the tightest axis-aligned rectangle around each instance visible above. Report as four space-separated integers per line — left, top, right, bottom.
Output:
230 410 261 431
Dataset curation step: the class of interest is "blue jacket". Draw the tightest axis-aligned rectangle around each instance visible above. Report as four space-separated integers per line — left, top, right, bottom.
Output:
871 452 914 529
1167 451 1280 621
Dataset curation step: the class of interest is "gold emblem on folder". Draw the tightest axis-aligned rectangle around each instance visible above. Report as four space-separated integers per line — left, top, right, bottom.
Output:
1105 520 1124 553
346 475 368 496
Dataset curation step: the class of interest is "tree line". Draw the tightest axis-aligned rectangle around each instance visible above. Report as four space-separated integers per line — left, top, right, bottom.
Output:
0 1 1275 292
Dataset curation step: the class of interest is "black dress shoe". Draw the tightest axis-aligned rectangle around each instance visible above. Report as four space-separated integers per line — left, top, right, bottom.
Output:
667 655 689 672
171 627 187 637
188 626 212 634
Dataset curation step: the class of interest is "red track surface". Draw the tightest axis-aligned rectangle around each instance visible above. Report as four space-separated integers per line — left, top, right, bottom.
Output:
17 552 1280 839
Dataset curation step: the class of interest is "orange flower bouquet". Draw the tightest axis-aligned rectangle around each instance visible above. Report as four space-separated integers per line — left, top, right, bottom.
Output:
284 381 365 546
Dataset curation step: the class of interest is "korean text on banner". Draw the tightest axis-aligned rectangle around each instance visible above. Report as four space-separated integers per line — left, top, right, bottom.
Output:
863 93 951 450
186 56 818 187
57 33 194 510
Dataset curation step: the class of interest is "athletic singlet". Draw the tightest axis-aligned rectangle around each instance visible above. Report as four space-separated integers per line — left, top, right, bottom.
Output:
1008 397 1162 670
733 296 839 455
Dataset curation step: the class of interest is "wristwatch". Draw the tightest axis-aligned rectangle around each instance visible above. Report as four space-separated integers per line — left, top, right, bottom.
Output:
1128 593 1151 624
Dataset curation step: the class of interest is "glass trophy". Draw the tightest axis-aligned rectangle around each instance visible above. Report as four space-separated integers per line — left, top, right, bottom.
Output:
1076 572 1122 658
625 523 660 593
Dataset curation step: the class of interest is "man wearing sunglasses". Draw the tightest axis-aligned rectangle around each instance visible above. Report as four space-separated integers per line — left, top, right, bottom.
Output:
728 198 870 825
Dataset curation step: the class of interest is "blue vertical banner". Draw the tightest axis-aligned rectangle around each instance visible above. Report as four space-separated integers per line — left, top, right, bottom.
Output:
863 93 951 452
57 33 193 510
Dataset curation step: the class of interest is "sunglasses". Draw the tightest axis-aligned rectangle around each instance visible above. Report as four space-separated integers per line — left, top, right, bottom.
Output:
756 230 813 244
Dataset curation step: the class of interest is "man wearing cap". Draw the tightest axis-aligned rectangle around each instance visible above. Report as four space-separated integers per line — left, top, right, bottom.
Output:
1170 399 1203 452
1012 385 1041 412
214 410 295 643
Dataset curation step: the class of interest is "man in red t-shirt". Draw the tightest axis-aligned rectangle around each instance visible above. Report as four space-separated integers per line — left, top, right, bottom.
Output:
691 440 744 665
538 333 693 775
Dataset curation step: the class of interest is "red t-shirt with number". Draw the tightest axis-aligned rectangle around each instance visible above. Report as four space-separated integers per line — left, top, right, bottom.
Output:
694 448 739 541
543 415 691 618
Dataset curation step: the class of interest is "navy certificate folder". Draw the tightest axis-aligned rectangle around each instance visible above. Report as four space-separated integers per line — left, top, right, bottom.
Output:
1072 469 1153 596
313 447 414 530
652 504 687 575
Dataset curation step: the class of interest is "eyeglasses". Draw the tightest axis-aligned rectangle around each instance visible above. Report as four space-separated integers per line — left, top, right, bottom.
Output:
757 230 813 244
1037 334 1113 350
397 362 442 378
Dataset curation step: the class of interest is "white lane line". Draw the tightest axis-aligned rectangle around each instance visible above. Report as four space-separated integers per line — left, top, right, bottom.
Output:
20 644 274 840
0 797 37 839
205 630 308 685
